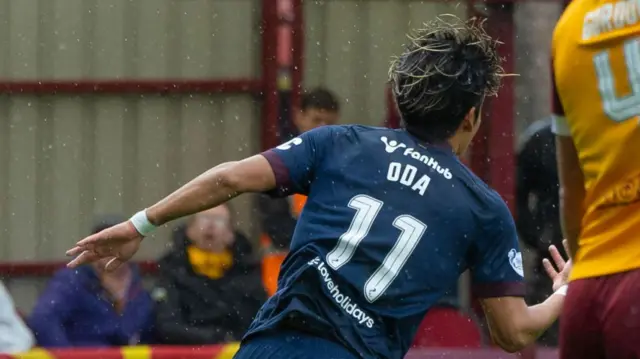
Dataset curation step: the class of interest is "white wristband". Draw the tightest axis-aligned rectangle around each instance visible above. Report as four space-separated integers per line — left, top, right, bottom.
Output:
554 284 568 296
129 210 157 237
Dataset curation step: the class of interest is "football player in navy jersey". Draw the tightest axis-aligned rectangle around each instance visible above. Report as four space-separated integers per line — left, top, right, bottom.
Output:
66 16 571 359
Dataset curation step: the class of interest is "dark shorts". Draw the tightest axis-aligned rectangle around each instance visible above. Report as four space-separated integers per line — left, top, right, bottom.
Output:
233 331 359 359
560 269 640 359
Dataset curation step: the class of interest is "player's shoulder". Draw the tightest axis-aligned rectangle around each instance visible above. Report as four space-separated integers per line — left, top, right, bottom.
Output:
284 125 396 156
553 0 588 34
324 124 395 137
552 0 587 51
313 124 409 145
331 124 444 145
554 0 640 50
467 184 514 242
456 166 511 221
302 124 380 140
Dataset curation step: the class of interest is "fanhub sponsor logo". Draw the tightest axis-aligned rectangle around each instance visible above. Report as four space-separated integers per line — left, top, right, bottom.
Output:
380 136 452 180
381 136 407 153
308 256 375 328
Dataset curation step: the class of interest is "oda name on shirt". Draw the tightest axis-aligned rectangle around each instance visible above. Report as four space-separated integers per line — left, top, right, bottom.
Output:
380 136 453 196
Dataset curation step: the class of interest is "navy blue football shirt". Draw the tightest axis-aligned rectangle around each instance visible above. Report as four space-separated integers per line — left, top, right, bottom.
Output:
246 125 525 359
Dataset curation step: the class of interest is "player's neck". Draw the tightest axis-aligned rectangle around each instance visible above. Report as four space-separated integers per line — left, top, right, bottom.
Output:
443 130 473 157
405 127 456 155
446 138 464 157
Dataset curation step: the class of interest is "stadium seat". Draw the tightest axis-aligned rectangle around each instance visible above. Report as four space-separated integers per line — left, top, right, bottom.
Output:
411 306 483 348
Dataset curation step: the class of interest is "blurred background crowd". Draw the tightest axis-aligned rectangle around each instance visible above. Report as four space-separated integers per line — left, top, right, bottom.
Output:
0 0 568 357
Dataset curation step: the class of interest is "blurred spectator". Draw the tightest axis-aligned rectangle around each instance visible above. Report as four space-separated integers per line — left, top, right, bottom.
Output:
516 119 562 346
29 216 155 347
289 87 340 135
0 281 34 353
152 204 265 344
259 87 340 296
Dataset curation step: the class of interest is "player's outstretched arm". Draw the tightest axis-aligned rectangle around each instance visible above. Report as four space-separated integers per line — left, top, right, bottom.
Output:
480 241 571 353
145 155 276 226
67 126 333 270
66 155 276 270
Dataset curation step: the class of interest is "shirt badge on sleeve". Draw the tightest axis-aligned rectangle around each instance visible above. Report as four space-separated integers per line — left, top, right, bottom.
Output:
277 137 303 150
508 249 524 277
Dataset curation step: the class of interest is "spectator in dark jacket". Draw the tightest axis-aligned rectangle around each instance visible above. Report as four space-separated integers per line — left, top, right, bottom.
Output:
152 204 265 344
29 216 155 347
516 119 562 346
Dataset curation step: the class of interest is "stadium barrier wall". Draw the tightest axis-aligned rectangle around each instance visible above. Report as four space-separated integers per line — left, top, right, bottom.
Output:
0 345 560 359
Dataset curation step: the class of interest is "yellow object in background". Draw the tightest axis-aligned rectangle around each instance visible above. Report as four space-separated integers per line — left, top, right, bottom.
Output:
187 245 233 280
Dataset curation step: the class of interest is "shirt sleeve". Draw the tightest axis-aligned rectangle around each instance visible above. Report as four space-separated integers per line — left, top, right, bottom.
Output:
469 197 526 298
550 58 570 136
260 125 337 197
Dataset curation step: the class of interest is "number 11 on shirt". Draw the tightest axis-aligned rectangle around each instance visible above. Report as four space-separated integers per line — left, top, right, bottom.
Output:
326 194 427 303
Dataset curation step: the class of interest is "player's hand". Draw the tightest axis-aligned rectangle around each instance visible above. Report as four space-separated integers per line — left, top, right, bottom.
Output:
65 221 143 271
542 239 572 292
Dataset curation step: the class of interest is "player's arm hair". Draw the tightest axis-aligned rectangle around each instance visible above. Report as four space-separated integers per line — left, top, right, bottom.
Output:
480 294 564 352
146 155 276 226
555 135 584 258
